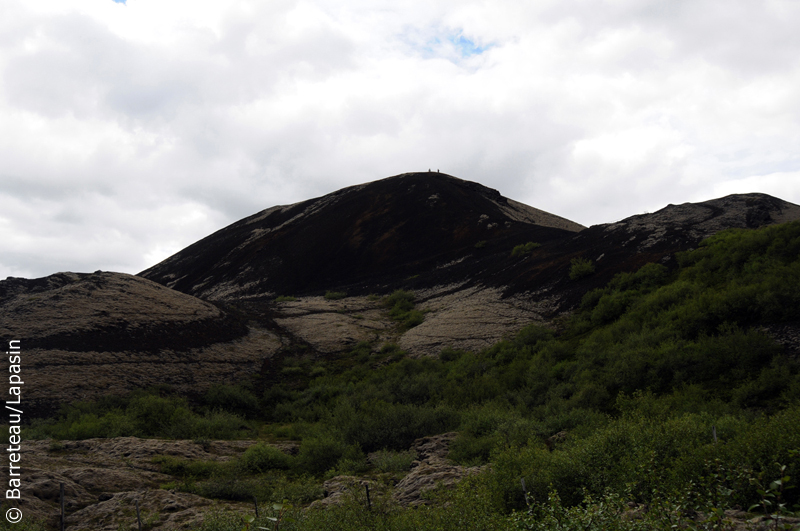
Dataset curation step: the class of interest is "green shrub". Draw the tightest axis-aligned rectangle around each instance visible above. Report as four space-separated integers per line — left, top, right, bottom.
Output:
569 257 595 280
369 449 418 473
384 289 415 312
491 405 800 512
153 455 221 479
238 443 290 473
275 295 297 302
333 447 371 476
192 475 266 502
330 400 459 452
511 242 541 257
400 309 425 329
324 291 347 300
202 383 259 418
187 410 250 440
383 289 425 330
294 437 348 476
448 433 497 466
0 517 50 531
513 324 554 348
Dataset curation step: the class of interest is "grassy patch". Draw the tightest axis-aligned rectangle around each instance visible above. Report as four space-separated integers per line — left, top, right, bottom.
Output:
511 241 541 257
383 289 425 330
324 291 347 300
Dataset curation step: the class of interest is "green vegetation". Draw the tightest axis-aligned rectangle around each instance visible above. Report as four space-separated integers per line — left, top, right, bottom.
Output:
324 290 347 300
370 449 418 473
474 240 487 249
275 295 297 302
569 256 595 279
383 289 425 330
26 221 800 530
0 518 49 531
511 241 541 257
26 389 255 440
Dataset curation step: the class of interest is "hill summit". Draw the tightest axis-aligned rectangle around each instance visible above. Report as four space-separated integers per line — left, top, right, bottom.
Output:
140 172 584 300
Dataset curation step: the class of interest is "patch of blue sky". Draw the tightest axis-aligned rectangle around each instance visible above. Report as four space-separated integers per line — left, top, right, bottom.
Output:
448 34 490 58
399 26 493 64
112 0 127 4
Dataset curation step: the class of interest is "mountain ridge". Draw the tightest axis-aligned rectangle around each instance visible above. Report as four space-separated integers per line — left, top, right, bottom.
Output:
4 173 800 416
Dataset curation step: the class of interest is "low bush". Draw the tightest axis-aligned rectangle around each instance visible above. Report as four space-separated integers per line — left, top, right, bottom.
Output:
369 449 418 473
153 455 221 479
569 257 595 280
329 400 459 453
24 393 250 440
384 290 425 330
202 383 259 418
324 291 347 300
295 437 348 476
511 242 541 257
238 443 291 473
490 405 800 512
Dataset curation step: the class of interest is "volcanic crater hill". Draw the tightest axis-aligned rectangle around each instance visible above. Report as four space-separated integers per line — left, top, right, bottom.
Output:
139 172 585 300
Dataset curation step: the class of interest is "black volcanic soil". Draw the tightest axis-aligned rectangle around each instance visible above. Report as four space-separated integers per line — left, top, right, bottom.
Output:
488 192 800 310
139 172 584 300
142 172 800 317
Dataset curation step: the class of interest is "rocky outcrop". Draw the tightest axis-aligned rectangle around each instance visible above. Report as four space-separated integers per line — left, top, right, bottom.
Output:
392 432 484 506
12 437 266 530
400 285 549 357
273 296 393 354
0 272 280 416
310 476 382 509
306 432 484 509
66 489 223 531
270 287 549 358
598 193 800 252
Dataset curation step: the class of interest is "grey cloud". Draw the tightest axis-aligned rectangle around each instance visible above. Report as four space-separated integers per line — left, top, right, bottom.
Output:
1 1 799 280
4 13 202 121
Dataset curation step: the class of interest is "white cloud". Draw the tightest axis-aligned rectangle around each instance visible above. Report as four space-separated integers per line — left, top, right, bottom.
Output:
1 0 800 279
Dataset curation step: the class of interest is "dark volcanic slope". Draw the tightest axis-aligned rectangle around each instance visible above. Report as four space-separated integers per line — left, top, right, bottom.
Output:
494 192 800 310
140 172 584 300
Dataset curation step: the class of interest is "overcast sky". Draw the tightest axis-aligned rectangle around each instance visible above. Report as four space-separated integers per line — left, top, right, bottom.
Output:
2 0 800 280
